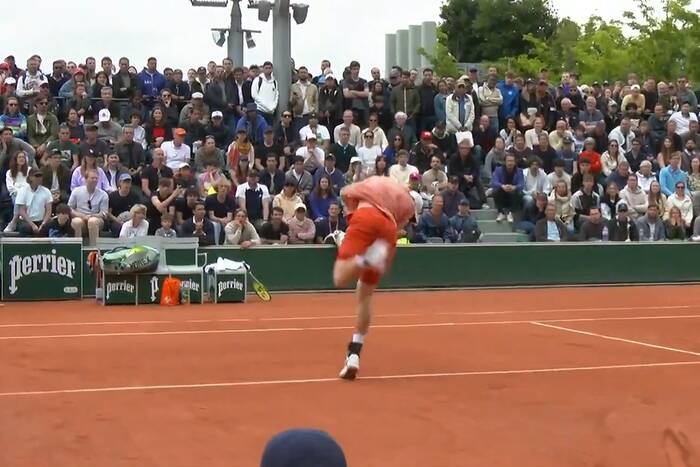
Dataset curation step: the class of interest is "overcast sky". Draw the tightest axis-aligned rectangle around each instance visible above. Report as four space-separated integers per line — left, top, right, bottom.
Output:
2 0 698 78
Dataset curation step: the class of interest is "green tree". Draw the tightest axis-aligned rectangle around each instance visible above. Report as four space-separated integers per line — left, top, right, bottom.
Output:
624 0 700 82
571 17 631 83
418 31 462 78
509 18 580 78
439 0 558 63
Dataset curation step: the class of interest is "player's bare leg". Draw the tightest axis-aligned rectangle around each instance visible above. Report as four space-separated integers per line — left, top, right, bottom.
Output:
336 239 388 380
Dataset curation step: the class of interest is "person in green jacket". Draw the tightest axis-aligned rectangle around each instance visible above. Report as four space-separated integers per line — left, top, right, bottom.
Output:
390 70 420 130
26 97 59 163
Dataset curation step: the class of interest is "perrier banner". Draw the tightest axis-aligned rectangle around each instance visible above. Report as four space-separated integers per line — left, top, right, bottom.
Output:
1 238 82 301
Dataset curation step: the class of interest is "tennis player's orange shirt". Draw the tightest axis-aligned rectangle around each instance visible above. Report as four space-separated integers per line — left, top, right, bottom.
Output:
337 176 415 285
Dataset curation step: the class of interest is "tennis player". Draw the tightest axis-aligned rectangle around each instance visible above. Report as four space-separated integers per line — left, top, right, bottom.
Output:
334 176 415 380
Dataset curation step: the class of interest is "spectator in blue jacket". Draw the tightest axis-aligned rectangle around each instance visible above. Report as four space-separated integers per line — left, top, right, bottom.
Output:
497 72 520 129
659 152 688 196
491 152 524 223
415 194 451 243
449 199 481 242
308 175 338 220
235 103 268 146
312 154 345 192
137 57 167 103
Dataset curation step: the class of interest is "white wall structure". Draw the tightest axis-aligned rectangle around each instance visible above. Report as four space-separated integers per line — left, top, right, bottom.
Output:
395 29 409 72
385 34 397 78
386 21 438 76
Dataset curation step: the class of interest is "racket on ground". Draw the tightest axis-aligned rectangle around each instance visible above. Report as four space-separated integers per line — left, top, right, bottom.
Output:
243 262 271 301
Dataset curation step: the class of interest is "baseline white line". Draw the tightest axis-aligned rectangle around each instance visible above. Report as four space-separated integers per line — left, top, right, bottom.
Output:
437 305 691 316
0 320 173 328
2 314 700 341
532 321 700 358
0 305 691 330
1 361 698 397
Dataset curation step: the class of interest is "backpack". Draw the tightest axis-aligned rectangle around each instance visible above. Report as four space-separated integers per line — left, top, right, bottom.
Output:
161 277 182 306
257 76 278 93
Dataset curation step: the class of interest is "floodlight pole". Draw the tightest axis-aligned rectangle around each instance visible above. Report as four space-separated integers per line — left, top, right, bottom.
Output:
228 0 244 66
272 0 292 115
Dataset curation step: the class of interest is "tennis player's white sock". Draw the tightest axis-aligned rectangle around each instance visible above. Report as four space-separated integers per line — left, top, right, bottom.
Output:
352 333 364 344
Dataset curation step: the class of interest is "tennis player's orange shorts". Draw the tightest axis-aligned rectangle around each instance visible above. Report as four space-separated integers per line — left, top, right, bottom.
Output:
337 207 397 285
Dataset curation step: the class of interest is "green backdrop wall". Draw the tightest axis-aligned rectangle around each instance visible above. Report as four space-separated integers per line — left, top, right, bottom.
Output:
80 243 700 297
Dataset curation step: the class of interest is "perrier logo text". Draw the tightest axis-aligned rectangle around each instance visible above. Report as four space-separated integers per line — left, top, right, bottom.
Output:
8 250 76 295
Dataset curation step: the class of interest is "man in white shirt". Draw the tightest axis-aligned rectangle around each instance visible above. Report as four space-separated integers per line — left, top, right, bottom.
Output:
608 118 636 153
15 168 53 237
388 149 419 186
669 102 699 137
161 128 192 170
295 135 325 173
235 169 271 228
299 113 331 151
251 61 279 125
522 157 551 209
333 110 362 147
68 169 109 245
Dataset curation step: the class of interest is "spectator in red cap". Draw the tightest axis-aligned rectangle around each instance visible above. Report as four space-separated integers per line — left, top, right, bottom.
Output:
410 131 438 173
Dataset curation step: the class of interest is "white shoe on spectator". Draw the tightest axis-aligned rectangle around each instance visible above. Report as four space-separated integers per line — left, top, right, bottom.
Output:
496 212 506 222
3 221 16 233
506 212 514 223
481 203 490 210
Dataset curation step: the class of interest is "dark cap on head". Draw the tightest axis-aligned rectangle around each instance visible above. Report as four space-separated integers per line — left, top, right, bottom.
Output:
448 175 459 184
259 427 346 466
617 202 629 212
459 199 471 207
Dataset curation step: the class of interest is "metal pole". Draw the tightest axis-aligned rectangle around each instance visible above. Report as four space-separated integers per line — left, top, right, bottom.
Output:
228 0 244 66
272 6 291 115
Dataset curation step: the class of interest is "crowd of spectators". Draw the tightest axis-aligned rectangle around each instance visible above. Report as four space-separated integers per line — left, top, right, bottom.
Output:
2 53 700 246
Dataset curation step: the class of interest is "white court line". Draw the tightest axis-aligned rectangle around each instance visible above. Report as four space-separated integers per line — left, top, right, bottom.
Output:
0 305 691 330
532 321 700 358
0 320 173 329
1 360 699 398
437 305 691 317
2 314 700 341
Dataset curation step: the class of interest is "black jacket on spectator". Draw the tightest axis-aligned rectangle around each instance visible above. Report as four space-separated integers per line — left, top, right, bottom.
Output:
319 87 344 124
370 104 394 134
115 141 145 170
522 203 546 225
533 145 557 173
534 218 568 242
180 217 216 246
260 168 286 195
439 188 466 218
579 220 605 241
166 81 192 107
205 80 237 116
121 103 150 125
182 121 207 148
607 218 639 241
242 79 254 106
329 143 356 173
41 165 71 204
448 153 481 193
431 132 456 159
205 122 231 150
418 84 438 118
113 72 138 99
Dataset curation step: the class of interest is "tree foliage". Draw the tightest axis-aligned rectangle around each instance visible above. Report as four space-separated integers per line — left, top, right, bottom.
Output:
439 0 558 63
440 0 700 83
418 30 462 78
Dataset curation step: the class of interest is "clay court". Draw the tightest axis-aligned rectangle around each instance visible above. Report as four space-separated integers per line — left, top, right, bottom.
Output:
1 284 699 466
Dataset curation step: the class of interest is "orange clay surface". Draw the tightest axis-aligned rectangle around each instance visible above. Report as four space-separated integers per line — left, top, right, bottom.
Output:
1 285 700 467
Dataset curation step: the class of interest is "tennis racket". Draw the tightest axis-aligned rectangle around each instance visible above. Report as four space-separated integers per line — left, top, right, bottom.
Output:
243 262 271 301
